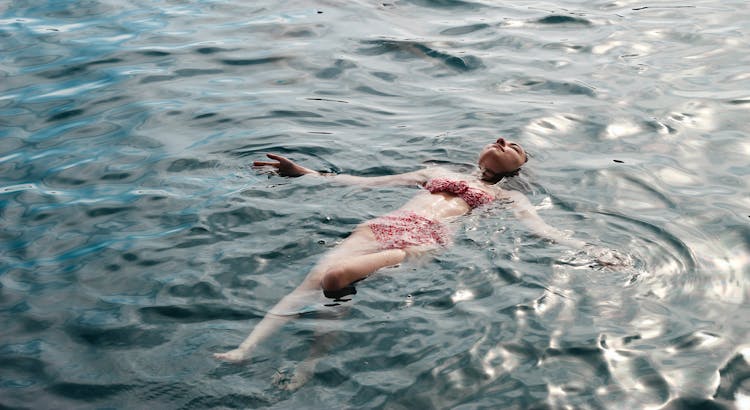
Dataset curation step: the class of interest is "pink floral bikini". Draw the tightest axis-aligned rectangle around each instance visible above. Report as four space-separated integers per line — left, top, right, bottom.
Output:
423 178 494 208
366 211 449 250
367 178 494 250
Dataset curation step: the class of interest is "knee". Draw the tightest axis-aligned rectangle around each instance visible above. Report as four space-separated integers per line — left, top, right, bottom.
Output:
390 249 407 263
320 267 346 291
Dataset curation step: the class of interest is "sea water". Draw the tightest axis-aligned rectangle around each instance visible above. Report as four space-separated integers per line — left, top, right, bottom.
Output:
1 0 749 408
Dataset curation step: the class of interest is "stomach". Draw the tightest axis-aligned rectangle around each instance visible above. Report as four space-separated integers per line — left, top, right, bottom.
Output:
395 191 471 220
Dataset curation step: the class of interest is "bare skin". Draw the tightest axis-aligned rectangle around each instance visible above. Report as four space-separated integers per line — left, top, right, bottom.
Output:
213 138 614 369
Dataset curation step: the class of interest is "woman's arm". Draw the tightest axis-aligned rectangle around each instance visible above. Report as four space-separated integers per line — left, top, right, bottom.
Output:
253 153 431 187
505 190 587 249
506 190 628 266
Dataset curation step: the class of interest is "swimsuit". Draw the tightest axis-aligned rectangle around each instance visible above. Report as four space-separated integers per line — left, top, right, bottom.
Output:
367 211 449 250
367 178 493 250
423 178 494 208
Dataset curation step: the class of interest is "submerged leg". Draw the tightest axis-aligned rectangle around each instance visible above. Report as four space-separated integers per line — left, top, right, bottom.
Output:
277 251 408 389
278 319 345 390
213 249 406 362
214 228 405 363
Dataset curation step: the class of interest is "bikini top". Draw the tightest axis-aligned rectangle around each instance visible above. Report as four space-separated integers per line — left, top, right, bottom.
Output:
423 178 494 209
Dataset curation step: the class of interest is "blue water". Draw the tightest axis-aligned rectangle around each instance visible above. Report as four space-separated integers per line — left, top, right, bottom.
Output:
1 0 749 408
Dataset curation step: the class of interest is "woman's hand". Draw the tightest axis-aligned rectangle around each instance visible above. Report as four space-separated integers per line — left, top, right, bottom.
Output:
558 244 632 270
583 244 630 268
253 153 318 177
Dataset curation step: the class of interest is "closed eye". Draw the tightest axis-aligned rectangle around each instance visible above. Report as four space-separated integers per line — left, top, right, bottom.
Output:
509 143 528 162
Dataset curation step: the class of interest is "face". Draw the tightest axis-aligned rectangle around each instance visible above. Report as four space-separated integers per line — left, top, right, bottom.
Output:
478 137 527 179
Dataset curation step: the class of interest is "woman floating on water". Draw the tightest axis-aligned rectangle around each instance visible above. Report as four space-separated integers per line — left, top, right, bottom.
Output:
214 137 623 366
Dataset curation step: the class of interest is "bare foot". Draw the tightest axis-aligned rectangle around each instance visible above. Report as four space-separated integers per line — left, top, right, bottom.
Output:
283 373 309 391
285 362 314 391
272 360 316 391
213 349 248 363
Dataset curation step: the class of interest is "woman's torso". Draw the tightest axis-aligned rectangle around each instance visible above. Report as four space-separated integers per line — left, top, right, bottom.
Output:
397 170 502 220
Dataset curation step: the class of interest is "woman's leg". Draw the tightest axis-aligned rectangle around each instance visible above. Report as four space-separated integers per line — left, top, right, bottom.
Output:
214 226 404 362
319 249 406 291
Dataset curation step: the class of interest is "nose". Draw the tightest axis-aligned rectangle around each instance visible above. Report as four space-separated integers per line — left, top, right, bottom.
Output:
496 137 506 146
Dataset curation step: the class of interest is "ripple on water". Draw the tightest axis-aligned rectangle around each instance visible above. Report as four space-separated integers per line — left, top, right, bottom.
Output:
1 0 749 408
439 23 490 36
65 324 169 349
138 304 259 325
534 15 593 26
357 39 484 73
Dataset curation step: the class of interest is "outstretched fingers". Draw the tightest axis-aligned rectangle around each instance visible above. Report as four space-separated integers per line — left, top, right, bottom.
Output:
252 153 291 169
252 160 278 167
253 153 284 166
265 153 287 161
252 154 284 174
253 152 313 177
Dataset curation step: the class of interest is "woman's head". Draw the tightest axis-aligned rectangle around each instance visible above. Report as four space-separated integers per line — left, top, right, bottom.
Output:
478 137 528 182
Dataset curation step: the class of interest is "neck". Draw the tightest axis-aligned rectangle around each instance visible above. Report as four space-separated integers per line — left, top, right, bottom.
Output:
475 169 500 184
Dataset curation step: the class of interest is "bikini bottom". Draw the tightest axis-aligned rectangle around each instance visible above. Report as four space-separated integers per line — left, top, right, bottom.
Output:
366 211 449 250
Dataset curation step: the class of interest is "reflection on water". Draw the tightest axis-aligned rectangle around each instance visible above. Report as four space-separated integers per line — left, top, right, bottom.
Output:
1 0 749 408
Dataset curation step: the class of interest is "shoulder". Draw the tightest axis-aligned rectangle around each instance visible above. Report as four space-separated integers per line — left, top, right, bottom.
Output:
501 190 534 210
415 166 451 181
497 189 522 199
390 167 441 186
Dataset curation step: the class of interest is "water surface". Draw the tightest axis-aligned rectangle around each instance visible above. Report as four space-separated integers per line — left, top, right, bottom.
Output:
1 0 749 408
